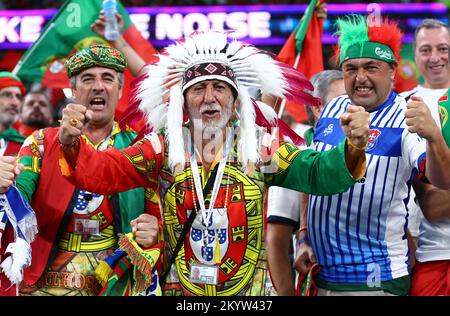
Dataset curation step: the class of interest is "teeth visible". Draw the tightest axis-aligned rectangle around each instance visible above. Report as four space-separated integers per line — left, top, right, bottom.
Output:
357 88 370 91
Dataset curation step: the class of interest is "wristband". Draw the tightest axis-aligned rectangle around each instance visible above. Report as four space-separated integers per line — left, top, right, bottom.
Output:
346 137 368 151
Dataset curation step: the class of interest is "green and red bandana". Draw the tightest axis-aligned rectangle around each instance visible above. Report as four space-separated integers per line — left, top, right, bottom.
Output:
334 15 403 66
0 71 26 95
65 45 126 77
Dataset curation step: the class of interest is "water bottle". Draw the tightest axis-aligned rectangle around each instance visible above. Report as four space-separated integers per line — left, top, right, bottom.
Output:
102 0 120 41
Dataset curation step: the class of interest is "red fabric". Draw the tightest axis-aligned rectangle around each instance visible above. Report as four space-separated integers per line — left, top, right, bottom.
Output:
0 227 17 296
18 125 38 138
23 128 79 285
62 136 162 196
117 25 159 132
3 140 23 157
277 1 324 123
410 260 450 296
0 76 26 96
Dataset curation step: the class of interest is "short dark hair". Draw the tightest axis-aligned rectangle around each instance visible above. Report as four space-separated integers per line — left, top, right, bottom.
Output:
413 19 450 51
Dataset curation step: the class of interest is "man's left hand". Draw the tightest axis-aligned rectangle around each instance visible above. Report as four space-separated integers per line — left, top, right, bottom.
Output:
130 213 159 248
405 95 440 141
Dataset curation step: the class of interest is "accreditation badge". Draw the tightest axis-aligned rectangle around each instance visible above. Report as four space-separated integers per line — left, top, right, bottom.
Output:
189 264 219 285
74 218 100 236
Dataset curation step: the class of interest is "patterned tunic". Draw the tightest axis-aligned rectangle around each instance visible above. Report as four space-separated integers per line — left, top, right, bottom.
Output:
60 127 362 296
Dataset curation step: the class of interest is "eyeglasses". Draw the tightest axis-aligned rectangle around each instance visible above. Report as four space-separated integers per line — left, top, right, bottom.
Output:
0 91 23 102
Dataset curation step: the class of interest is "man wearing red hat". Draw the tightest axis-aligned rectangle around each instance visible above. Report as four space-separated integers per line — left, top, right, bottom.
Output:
0 71 26 157
0 71 26 296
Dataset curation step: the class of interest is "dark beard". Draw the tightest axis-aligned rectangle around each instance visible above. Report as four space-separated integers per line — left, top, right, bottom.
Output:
23 117 51 129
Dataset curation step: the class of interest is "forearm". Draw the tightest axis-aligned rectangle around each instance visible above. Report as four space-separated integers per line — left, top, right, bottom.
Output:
344 140 367 180
425 133 450 189
270 140 363 195
112 36 146 76
59 138 152 195
414 178 450 222
266 223 295 296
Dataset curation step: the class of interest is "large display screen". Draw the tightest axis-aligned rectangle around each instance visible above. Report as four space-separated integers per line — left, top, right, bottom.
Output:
0 3 447 50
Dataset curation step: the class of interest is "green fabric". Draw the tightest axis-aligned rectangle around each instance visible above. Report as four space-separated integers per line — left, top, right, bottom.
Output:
335 15 368 65
111 130 144 234
0 127 26 143
342 42 395 66
293 0 318 54
14 0 135 83
316 275 410 296
304 127 314 147
0 71 22 81
65 45 126 77
438 88 450 147
269 138 356 195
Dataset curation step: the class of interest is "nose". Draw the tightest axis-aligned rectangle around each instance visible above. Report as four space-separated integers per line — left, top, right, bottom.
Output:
10 94 21 108
92 78 105 93
204 83 215 104
356 68 368 83
429 49 441 63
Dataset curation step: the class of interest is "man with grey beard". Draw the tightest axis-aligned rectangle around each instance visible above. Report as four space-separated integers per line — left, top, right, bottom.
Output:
38 31 371 296
0 72 26 157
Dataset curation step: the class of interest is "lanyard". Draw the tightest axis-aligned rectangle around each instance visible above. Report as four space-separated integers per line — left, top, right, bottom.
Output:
190 130 234 228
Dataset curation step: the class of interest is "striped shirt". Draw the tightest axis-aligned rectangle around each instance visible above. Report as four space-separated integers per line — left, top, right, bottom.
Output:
309 91 426 284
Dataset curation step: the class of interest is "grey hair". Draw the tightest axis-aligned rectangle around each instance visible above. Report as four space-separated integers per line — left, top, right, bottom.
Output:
413 19 450 51
69 71 124 89
305 70 344 126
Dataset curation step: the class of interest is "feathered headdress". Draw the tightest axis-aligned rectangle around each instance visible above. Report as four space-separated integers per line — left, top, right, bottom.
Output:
121 31 320 170
334 15 403 66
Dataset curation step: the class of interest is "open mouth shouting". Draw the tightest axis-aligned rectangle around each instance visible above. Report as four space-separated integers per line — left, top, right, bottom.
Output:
89 97 106 110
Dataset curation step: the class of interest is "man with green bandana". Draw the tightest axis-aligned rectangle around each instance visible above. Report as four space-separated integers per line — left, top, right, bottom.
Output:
8 45 159 296
293 15 445 296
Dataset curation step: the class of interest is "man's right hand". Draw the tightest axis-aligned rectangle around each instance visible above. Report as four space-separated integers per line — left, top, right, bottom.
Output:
59 103 93 146
0 156 24 193
293 241 316 276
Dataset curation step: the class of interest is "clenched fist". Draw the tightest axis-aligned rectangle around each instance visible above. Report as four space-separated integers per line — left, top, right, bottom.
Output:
340 105 370 150
0 156 24 193
405 95 440 141
59 103 93 146
131 213 159 248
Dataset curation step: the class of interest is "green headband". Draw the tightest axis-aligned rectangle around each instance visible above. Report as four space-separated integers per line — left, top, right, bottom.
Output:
65 45 126 77
340 42 395 66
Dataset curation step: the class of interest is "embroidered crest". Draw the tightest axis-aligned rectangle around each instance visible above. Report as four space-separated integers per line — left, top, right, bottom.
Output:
366 129 381 151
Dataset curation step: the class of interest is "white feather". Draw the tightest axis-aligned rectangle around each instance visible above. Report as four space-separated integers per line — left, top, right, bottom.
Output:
166 85 186 171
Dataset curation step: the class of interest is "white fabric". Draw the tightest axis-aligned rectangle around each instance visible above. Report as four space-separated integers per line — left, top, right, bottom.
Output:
266 123 311 226
401 86 450 262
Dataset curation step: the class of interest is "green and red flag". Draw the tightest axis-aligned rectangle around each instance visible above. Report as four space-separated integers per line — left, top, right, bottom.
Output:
13 0 158 119
394 43 421 93
277 0 325 123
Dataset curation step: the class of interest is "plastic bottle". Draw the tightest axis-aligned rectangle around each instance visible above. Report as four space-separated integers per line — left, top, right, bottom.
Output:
102 0 120 41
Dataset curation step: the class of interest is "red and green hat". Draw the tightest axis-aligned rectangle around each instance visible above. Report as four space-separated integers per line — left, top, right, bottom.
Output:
0 71 26 95
65 45 126 77
334 15 403 66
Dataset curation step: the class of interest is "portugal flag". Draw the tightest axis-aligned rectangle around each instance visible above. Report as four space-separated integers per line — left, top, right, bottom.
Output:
13 0 157 120
277 0 325 123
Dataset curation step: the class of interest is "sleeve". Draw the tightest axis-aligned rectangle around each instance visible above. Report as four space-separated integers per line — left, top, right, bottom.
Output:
59 135 164 196
266 139 360 195
402 129 426 176
15 131 43 202
266 186 300 229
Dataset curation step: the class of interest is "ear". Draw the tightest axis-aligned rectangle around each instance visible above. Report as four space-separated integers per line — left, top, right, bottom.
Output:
118 85 123 99
389 64 397 81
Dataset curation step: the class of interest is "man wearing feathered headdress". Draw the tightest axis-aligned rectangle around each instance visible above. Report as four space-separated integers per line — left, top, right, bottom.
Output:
37 31 372 296
293 15 448 296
